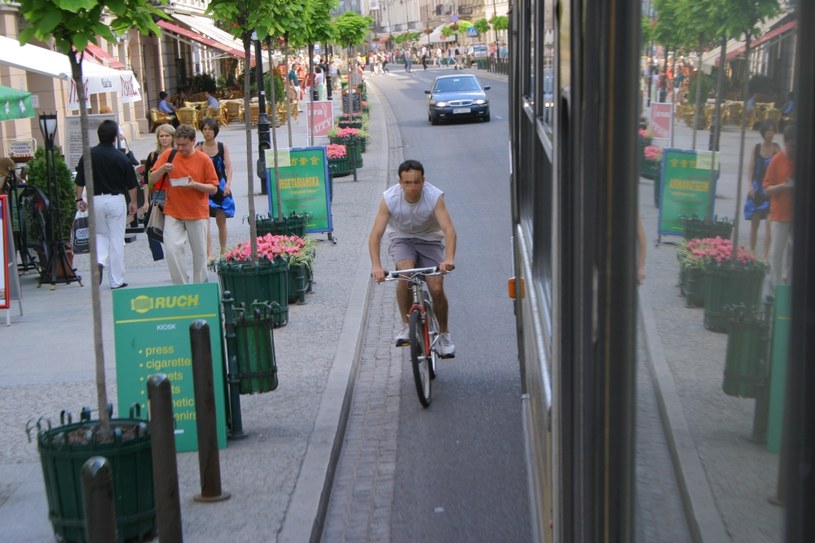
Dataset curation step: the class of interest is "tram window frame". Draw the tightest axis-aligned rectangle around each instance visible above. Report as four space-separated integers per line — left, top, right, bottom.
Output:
541 0 555 129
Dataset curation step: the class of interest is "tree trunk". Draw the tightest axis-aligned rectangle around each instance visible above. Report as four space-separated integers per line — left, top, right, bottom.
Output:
692 37 704 150
243 34 257 261
732 32 754 262
70 52 109 431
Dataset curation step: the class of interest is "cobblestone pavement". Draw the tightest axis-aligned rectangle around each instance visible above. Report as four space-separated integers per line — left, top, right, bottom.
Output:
0 88 388 542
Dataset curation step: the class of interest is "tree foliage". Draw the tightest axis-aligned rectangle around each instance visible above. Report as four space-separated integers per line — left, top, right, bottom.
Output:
333 11 371 48
490 15 509 31
473 18 491 35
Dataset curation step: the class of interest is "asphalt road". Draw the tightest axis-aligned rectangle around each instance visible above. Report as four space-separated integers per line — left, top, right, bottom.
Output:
328 66 532 542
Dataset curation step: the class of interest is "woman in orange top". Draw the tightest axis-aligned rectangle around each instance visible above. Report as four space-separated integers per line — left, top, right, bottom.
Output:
763 124 796 288
149 124 218 284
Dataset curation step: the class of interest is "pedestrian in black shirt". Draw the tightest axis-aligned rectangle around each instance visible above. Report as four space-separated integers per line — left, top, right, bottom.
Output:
74 120 139 289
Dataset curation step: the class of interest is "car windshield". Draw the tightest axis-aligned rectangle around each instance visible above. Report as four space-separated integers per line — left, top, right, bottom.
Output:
434 77 481 93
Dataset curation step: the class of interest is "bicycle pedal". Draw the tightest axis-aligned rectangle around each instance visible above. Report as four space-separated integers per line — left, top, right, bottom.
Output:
438 353 455 359
395 340 410 347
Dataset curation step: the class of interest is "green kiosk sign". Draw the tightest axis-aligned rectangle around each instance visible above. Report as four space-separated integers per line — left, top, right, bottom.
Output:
657 148 719 240
266 146 333 233
113 283 227 452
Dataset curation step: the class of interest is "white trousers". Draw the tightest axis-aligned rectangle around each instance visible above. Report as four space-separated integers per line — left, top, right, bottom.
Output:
94 194 127 288
164 215 209 284
769 220 792 288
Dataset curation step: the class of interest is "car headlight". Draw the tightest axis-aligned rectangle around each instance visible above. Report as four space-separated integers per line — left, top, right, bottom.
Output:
433 101 448 108
473 99 487 105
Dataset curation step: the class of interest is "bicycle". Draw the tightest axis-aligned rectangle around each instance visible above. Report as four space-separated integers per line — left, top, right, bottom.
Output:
385 266 451 407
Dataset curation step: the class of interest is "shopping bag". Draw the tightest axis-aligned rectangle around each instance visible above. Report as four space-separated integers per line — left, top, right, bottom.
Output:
70 210 90 254
145 201 164 243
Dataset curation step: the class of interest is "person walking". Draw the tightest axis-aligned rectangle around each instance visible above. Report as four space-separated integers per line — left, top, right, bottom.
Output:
197 118 235 262
148 124 218 284
368 159 457 358
74 119 139 289
743 120 779 262
763 124 796 288
141 124 176 261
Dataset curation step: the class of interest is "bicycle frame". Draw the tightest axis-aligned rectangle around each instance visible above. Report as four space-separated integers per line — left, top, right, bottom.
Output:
385 266 443 406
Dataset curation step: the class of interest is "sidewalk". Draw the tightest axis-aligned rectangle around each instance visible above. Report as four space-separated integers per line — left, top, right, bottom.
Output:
0 89 389 542
638 110 784 541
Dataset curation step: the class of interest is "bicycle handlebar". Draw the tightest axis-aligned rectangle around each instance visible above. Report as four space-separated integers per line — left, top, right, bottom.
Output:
384 266 451 279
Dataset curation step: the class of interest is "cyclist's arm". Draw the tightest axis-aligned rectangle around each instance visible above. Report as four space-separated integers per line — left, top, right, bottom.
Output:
434 196 457 273
369 198 391 282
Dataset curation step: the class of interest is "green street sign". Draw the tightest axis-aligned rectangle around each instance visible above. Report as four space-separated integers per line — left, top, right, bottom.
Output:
657 149 719 239
112 283 227 452
266 146 333 233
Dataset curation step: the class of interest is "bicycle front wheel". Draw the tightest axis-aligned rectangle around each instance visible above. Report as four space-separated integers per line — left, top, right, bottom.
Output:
409 309 432 407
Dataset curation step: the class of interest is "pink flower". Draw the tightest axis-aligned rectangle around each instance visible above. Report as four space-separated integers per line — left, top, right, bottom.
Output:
326 144 347 159
643 145 662 161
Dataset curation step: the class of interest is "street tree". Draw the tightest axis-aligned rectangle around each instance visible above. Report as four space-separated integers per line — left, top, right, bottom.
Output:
207 0 263 259
13 0 165 430
333 11 373 74
292 0 337 145
717 0 783 257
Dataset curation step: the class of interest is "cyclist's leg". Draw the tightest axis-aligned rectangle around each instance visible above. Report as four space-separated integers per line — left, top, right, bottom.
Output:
426 276 448 332
413 239 450 332
388 238 420 323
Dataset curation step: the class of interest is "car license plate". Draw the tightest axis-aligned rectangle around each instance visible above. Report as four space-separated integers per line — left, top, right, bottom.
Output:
452 107 471 114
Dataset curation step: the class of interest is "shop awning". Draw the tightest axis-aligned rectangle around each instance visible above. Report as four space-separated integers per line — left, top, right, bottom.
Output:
0 36 141 109
157 19 246 60
700 14 787 70
84 43 126 69
726 20 797 60
424 24 455 45
170 13 248 61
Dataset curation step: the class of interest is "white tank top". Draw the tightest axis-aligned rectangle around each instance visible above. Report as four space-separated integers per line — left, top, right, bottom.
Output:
384 182 443 241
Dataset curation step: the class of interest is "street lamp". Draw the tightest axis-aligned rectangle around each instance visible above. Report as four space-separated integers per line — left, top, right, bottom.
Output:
38 113 81 289
252 32 272 195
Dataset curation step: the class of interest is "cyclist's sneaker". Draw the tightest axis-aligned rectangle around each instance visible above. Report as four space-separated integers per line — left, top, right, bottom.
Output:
436 333 456 358
395 323 410 347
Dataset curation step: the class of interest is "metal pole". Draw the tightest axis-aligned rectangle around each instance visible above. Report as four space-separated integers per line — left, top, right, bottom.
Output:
222 291 247 439
147 374 184 541
81 456 117 543
189 320 231 502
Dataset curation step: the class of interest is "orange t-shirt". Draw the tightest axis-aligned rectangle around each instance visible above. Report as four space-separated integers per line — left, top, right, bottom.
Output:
763 150 794 222
151 148 218 220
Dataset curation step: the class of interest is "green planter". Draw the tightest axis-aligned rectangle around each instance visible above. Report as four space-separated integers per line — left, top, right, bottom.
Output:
328 156 353 178
681 216 733 241
337 120 363 129
723 307 770 399
36 414 155 543
681 266 706 308
287 263 313 304
640 158 660 180
703 264 767 332
234 302 279 394
217 258 290 328
256 212 308 238
328 137 363 168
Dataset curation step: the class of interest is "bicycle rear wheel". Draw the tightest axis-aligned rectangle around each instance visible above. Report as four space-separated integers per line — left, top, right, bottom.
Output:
409 309 432 407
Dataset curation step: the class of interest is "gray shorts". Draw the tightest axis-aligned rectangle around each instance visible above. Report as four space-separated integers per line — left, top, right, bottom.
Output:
388 237 444 268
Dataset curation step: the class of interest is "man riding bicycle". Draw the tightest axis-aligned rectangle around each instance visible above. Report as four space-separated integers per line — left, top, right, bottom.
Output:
369 159 457 357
